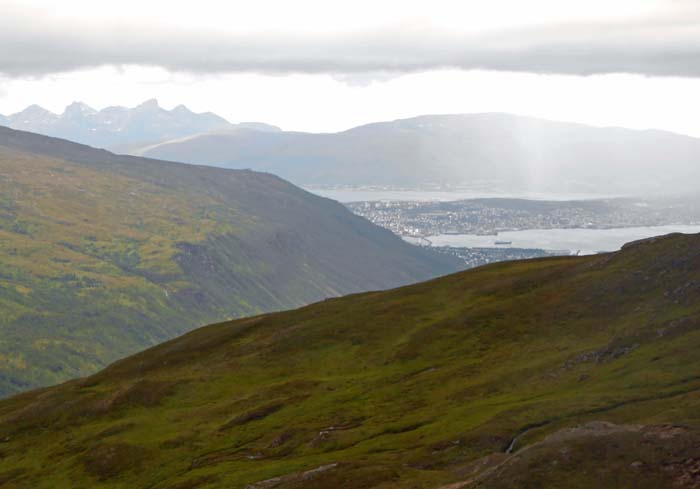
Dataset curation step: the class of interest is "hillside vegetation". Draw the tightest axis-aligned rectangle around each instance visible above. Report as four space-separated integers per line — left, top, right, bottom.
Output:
1 233 699 488
0 125 459 396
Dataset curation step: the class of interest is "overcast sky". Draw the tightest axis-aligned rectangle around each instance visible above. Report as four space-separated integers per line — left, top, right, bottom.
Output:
1 0 700 134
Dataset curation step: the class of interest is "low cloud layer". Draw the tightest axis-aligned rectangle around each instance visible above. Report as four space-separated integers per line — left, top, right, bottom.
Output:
2 2 700 79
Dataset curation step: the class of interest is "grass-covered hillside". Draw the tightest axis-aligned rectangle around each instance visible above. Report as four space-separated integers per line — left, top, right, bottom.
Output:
0 125 460 397
1 233 699 488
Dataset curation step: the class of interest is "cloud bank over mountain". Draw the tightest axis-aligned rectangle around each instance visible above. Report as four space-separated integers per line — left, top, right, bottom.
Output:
1 0 699 78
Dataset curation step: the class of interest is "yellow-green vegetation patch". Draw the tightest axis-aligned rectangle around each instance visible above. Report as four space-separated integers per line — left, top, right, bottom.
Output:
0 131 460 397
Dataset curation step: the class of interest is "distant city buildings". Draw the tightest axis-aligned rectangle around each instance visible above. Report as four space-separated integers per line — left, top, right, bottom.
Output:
347 197 700 238
346 196 700 268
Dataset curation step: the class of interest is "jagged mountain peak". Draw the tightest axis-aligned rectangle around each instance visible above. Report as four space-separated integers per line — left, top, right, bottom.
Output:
12 104 56 117
172 103 193 114
136 98 161 110
63 101 97 116
2 99 236 150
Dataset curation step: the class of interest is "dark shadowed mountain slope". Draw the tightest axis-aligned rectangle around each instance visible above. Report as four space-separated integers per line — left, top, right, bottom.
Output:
1 99 280 152
1 233 699 488
0 125 460 397
137 113 700 195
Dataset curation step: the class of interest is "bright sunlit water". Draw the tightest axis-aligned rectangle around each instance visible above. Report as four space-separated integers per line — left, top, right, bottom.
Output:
406 225 700 255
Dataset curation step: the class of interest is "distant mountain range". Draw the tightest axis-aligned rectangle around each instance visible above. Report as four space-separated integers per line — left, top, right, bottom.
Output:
135 113 700 196
0 125 459 397
0 99 280 152
3 232 700 488
6 105 700 196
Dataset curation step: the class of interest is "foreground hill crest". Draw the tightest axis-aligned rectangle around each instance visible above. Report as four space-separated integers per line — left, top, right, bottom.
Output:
1 232 699 488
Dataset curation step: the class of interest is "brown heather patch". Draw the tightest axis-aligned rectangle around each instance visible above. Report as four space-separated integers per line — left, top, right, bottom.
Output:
82 443 148 481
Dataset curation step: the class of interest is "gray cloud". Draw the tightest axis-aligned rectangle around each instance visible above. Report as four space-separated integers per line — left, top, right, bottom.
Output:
1 5 700 79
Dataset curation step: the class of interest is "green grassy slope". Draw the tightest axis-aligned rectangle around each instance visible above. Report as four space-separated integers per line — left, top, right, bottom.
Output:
1 233 699 488
0 125 460 397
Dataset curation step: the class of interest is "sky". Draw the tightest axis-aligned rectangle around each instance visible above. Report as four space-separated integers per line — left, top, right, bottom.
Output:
1 0 700 134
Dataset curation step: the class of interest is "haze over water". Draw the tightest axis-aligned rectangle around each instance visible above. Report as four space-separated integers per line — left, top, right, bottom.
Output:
414 225 700 255
305 187 622 203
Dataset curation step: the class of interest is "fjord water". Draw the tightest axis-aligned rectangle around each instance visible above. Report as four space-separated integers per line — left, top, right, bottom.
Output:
417 225 700 255
307 187 700 255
